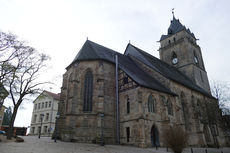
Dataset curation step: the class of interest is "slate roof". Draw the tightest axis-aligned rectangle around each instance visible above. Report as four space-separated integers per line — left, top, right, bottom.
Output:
124 44 214 98
44 91 60 100
70 40 176 95
33 90 60 103
160 16 196 41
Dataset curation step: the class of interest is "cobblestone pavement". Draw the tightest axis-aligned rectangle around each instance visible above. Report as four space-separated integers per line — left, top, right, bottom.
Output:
0 136 229 153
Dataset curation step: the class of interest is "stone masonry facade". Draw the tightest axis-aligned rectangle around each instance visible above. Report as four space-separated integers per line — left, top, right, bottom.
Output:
56 16 229 147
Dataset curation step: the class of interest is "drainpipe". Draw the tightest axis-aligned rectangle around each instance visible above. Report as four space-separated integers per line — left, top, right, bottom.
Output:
115 55 120 144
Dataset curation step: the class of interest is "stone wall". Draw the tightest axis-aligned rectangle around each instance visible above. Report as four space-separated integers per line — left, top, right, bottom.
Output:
128 55 225 147
58 60 116 143
57 57 227 147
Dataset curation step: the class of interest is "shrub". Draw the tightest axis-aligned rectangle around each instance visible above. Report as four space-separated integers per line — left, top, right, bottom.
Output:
163 126 188 153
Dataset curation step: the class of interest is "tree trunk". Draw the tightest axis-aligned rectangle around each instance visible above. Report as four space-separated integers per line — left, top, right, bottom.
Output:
6 105 18 139
0 102 3 111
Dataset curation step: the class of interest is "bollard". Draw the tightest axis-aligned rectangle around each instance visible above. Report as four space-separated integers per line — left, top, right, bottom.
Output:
167 147 168 152
155 145 158 150
221 151 223 153
191 148 193 153
205 149 208 153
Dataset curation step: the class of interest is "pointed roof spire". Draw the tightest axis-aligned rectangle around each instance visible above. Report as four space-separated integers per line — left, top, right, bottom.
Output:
159 11 197 41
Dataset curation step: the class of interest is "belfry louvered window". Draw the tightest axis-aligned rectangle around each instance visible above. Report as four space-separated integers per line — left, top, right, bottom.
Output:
83 70 93 112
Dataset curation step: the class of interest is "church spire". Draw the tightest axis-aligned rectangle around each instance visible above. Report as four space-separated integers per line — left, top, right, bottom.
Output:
159 11 196 41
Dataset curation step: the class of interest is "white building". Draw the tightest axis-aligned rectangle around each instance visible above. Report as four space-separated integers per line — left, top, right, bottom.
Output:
30 90 60 137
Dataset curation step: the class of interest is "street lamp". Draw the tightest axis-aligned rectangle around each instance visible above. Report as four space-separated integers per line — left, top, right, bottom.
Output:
38 114 44 139
54 112 60 142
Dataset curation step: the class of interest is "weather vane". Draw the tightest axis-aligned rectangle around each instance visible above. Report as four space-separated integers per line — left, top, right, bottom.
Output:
172 8 175 17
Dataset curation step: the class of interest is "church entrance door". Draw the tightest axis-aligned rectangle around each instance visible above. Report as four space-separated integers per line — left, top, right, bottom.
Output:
151 125 160 147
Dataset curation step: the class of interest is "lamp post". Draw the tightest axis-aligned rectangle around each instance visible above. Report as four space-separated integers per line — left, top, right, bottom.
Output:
38 114 44 139
54 112 60 142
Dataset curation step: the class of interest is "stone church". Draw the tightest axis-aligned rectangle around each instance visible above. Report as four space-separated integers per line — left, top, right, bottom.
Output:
56 15 229 147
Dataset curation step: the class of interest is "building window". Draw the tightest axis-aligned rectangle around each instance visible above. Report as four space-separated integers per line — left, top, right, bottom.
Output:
148 95 155 113
38 126 41 134
171 52 178 65
194 51 199 66
45 102 48 108
138 91 142 103
46 113 49 121
33 114 37 123
126 127 130 142
123 76 128 84
127 97 130 114
38 103 40 109
197 100 203 120
181 92 190 130
31 127 35 134
42 102 44 109
49 101 51 107
39 114 44 122
167 99 173 116
173 37 176 42
204 125 211 142
44 126 48 133
34 104 37 110
83 69 93 112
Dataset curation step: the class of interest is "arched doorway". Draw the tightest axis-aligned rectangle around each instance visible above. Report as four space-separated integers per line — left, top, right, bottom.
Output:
151 125 160 147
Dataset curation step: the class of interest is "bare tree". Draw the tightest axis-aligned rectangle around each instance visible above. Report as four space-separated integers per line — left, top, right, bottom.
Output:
211 80 230 114
0 31 50 139
0 32 21 83
0 32 26 109
210 80 230 145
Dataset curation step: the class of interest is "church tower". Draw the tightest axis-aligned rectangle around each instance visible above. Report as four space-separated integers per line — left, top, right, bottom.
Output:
158 13 211 93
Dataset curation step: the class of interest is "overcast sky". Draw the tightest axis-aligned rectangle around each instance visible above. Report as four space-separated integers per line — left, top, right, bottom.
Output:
1 0 230 127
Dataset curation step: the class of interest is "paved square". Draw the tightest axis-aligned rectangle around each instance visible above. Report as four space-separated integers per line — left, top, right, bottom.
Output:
0 136 229 153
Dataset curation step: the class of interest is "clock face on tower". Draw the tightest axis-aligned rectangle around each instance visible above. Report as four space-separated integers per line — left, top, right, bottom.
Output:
172 57 178 64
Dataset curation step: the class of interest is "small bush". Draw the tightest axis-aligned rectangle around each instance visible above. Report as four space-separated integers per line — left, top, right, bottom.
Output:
163 126 188 153
15 136 24 142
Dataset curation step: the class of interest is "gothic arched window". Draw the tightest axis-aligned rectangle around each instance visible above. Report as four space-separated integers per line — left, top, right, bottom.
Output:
66 73 73 113
83 69 93 112
167 99 173 116
127 97 130 114
197 100 203 120
194 51 199 65
148 95 155 113
181 92 190 130
171 52 178 65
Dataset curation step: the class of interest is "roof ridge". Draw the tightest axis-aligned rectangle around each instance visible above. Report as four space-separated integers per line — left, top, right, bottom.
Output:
88 40 121 55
